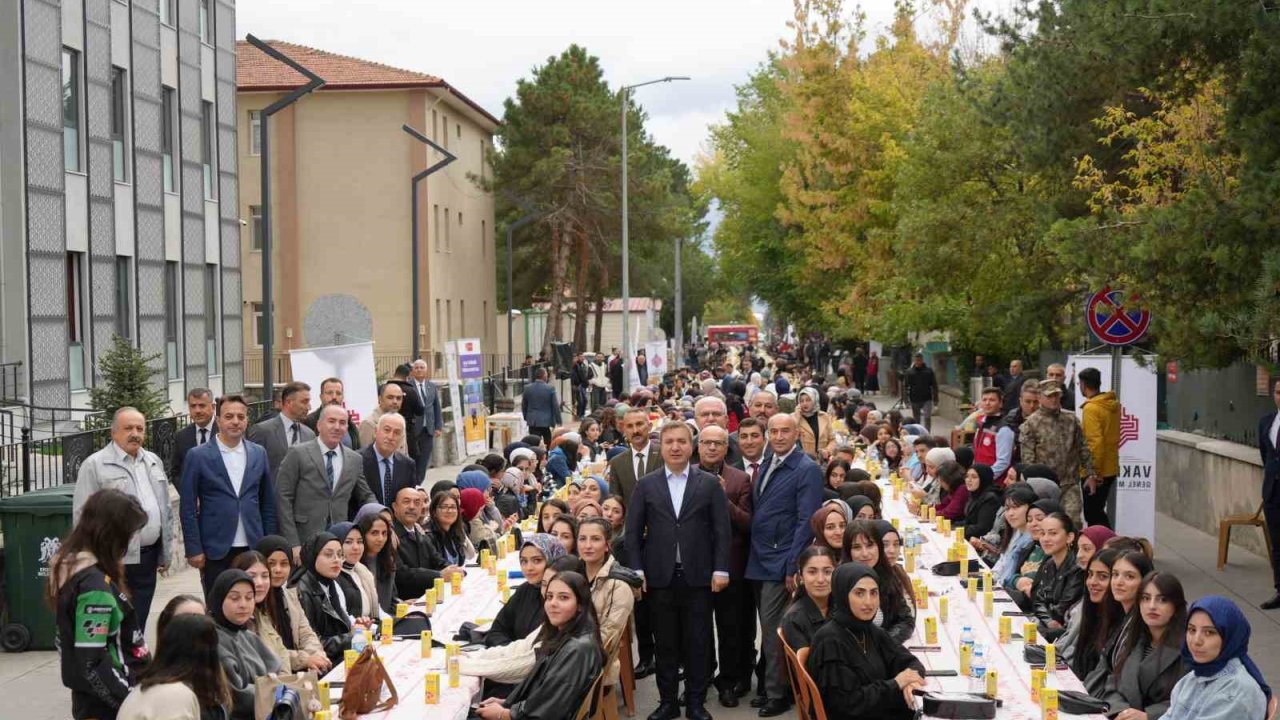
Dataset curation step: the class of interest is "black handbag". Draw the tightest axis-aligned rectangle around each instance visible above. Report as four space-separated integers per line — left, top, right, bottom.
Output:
1057 690 1110 715
916 691 998 719
931 559 983 577
1022 643 1070 671
391 610 431 638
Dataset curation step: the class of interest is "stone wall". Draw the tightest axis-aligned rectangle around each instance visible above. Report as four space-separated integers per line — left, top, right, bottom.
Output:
1157 430 1267 557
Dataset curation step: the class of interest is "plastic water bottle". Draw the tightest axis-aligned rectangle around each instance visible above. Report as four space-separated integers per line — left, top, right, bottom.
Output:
972 645 987 691
351 628 367 654
960 626 974 651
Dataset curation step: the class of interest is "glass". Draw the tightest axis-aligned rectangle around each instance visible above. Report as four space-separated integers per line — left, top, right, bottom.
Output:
318 549 342 560
698 440 727 447
62 49 80 171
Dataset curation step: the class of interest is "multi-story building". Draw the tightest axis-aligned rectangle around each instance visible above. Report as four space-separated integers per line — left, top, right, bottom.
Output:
0 0 243 412
236 40 499 384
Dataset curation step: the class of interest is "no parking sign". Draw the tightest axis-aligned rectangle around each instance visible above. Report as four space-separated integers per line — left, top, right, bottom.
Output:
1086 286 1150 346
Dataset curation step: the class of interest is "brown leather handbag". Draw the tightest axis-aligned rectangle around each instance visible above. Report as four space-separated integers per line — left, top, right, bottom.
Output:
339 645 399 719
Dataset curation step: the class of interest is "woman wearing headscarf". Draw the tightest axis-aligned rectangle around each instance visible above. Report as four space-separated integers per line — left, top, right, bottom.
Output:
251 536 328 673
908 446 955 510
289 532 361 664
811 504 849 553
841 495 878 522
805 564 927 720
327 522 381 620
1163 596 1270 720
461 487 501 554
487 535 567 648
458 469 507 529
793 387 837 461
546 436 582 487
209 569 282 719
953 445 974 470
962 463 1002 540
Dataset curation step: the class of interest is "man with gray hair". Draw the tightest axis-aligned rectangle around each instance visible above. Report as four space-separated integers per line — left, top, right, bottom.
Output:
692 396 744 469
73 407 172 626
359 411 416 509
408 359 444 478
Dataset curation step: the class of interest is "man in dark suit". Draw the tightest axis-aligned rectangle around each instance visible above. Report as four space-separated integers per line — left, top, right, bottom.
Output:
626 422 730 720
387 363 424 456
179 394 277 598
247 381 315 478
359 412 417 509
745 413 824 716
691 396 745 470
608 407 661 506
274 404 374 558
303 377 360 449
170 387 216 486
697 424 755 709
521 366 560 448
389 484 462 598
1260 379 1280 609
609 347 625 399
408 359 444 479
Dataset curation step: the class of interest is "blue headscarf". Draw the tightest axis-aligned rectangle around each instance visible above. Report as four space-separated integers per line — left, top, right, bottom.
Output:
1183 595 1271 700
456 470 491 493
588 475 609 498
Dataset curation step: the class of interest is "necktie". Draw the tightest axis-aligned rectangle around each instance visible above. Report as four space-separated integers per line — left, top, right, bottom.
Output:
289 422 299 446
635 452 645 480
198 427 207 445
749 462 760 483
418 382 427 408
381 458 392 502
325 450 336 489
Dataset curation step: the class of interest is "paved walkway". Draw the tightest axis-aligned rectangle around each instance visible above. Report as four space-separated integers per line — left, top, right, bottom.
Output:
5 397 1279 720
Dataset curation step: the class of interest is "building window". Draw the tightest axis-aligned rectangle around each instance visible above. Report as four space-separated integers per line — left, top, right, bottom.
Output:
250 302 265 347
482 220 487 258
201 101 216 200
62 48 82 172
110 67 129 182
460 300 466 336
115 256 132 340
160 0 174 26
442 114 449 150
435 300 442 346
456 123 461 140
432 110 438 142
433 204 440 252
458 212 464 228
248 109 261 156
205 264 218 374
161 86 176 192
445 208 451 252
66 253 88 390
198 0 211 44
249 205 263 250
164 261 180 379
447 299 453 340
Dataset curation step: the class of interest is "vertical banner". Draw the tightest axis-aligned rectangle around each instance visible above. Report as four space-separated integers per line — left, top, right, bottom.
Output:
457 338 487 455
444 341 465 462
1066 354 1158 541
288 342 378 422
645 340 667 381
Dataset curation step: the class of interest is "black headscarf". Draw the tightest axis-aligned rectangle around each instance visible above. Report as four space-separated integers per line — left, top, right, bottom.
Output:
1031 498 1062 517
843 495 875 521
294 532 348 623
953 446 974 469
255 535 296 649
829 562 880 633
970 463 995 496
210 569 255 632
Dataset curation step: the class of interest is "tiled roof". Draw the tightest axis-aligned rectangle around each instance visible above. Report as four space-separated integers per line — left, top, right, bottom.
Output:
236 39 499 125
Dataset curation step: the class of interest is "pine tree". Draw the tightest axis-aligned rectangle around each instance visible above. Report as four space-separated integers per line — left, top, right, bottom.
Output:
88 335 170 423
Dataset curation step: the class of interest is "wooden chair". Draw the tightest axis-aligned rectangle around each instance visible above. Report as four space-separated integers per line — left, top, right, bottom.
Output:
1267 694 1277 720
574 672 607 720
778 628 826 720
617 619 637 716
1217 503 1272 570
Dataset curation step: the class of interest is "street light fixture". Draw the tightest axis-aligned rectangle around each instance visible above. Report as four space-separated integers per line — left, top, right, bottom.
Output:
402 124 456 361
620 75 689 393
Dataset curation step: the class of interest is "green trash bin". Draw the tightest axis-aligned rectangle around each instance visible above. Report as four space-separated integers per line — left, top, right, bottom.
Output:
0 485 76 652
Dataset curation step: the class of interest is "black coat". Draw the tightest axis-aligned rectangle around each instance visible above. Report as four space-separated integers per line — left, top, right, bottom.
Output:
292 572 353 664
169 421 217 485
963 489 1002 540
805 621 924 720
625 464 731 588
780 594 828 651
1100 640 1183 720
486 582 545 648
358 446 418 509
1031 551 1084 639
393 519 445 599
504 633 604 720
903 364 938 405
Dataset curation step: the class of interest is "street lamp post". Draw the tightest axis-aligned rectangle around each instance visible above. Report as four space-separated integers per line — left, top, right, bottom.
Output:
621 75 689 393
401 124 456 361
246 35 324 397
674 235 682 369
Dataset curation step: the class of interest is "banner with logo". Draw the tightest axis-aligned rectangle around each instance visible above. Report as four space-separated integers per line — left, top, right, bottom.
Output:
1066 353 1158 540
454 338 488 455
289 342 378 422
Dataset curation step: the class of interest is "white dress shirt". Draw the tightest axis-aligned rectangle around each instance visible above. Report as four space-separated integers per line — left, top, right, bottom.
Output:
318 438 343 486
216 435 249 547
282 415 302 445
194 421 215 446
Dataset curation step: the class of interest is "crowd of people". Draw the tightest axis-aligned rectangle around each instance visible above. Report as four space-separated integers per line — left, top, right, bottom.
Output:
47 343 1280 720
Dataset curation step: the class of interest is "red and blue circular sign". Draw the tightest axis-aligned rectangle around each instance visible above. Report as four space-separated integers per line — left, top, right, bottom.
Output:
1086 286 1150 346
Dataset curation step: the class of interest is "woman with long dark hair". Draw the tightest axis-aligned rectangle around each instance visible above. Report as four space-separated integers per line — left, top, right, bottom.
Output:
823 460 852 500
424 489 477 566
549 515 579 555
209 569 282 719
49 488 150 720
537 499 571 534
1163 596 1270 720
355 504 398 616
932 460 970 522
781 547 838 652
577 518 639 701
1029 512 1084 641
842 519 915 643
984 483 1038 589
1085 548 1156 695
1097 572 1188 720
250 536 327 673
118 614 230 720
155 595 206 649
598 407 624 448
289 532 361 664
602 496 627 559
1057 525 1116 669
1068 547 1124 680
475 572 606 720
805 563 926 720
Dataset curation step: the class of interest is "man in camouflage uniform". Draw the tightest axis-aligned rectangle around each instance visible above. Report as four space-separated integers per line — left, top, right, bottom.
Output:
1019 380 1092 525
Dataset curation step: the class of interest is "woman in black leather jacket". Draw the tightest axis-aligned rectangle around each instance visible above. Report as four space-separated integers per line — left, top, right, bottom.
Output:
1031 512 1084 642
289 531 360 664
475 571 605 720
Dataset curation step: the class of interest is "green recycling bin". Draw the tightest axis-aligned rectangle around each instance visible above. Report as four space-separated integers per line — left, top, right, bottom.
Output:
0 485 76 652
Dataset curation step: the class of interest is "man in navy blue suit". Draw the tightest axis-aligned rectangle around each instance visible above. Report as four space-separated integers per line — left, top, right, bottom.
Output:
1260 379 1280 609
180 393 278 598
745 413 823 716
627 422 731 720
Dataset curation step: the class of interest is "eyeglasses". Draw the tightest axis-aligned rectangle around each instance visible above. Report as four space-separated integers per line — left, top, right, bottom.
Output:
318 549 342 561
698 440 727 448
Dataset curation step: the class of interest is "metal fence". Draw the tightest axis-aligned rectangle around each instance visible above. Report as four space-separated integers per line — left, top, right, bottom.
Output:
0 400 275 497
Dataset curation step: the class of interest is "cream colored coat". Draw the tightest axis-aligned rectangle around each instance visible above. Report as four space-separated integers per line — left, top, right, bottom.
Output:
257 588 327 671
117 682 201 720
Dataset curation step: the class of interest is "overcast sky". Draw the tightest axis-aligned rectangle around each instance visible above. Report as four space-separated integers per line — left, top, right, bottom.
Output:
236 0 1014 170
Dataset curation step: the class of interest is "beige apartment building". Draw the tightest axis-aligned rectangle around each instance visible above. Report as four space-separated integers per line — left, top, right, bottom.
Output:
236 40 498 384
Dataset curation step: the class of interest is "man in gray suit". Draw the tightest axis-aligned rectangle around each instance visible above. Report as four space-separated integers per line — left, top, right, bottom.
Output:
607 407 660 505
521 366 560 448
408 359 444 480
275 403 375 559
247 381 315 477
